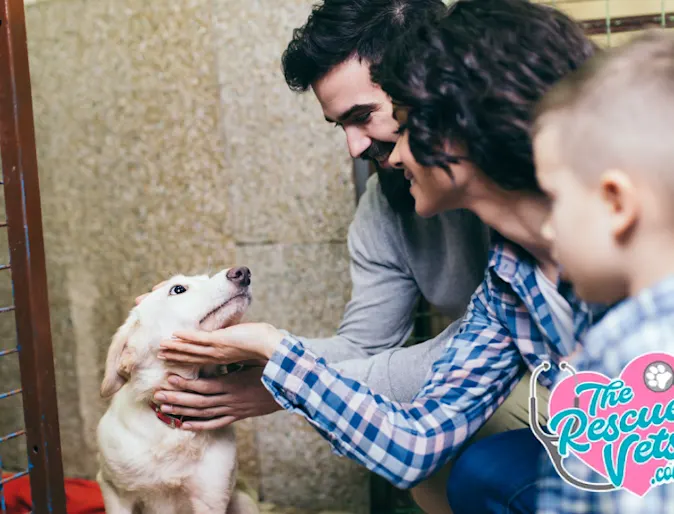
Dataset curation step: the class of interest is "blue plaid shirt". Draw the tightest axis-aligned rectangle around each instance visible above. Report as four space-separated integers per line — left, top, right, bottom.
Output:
262 235 597 488
537 275 674 513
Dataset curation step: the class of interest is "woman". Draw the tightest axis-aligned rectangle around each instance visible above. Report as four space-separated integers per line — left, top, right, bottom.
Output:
158 0 597 511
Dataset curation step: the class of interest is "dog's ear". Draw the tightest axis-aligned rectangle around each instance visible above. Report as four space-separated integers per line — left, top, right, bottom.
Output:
100 312 140 398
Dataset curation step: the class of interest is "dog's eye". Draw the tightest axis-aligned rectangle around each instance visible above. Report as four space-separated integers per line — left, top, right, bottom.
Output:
169 285 188 295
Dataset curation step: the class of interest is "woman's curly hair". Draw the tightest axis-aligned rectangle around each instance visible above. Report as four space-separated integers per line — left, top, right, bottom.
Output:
372 0 598 192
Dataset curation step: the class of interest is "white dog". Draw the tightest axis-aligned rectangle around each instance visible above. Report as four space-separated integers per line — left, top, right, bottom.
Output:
96 267 258 514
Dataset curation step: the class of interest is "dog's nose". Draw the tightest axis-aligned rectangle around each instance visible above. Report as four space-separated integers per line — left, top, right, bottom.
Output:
226 266 251 287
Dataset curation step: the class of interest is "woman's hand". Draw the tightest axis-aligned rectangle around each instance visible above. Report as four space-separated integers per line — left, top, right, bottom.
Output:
158 322 285 365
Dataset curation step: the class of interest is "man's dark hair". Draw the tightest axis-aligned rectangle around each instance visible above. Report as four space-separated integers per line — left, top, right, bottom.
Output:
282 0 446 213
282 0 446 92
372 0 598 193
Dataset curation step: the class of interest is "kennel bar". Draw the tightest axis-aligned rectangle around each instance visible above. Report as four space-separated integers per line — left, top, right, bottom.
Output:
0 430 26 445
0 0 67 513
0 347 18 358
0 389 22 401
580 12 674 35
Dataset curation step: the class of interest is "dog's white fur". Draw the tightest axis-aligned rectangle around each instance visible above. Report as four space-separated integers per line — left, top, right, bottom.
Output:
96 269 258 514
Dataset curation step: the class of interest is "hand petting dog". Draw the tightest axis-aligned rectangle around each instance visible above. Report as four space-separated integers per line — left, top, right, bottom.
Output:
158 322 285 366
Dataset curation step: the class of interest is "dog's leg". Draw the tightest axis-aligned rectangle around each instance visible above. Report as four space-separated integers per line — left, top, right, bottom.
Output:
188 473 235 514
189 494 227 514
97 474 135 514
226 491 259 514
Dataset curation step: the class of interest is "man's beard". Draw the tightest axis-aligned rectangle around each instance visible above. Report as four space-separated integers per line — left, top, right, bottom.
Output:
360 140 415 214
361 140 396 165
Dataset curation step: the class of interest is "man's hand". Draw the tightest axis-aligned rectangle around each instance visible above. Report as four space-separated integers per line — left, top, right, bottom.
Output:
152 366 281 431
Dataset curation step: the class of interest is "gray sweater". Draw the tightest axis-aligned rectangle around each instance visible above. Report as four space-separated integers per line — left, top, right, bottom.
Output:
299 175 490 402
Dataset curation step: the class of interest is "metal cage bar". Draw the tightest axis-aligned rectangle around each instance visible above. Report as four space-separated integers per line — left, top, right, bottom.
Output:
0 0 67 512
581 12 674 35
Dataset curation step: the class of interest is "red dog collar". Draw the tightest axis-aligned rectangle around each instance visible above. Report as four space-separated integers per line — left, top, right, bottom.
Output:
150 401 184 429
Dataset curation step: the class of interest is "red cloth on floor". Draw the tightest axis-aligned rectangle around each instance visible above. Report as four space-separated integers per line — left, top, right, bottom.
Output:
1 473 105 513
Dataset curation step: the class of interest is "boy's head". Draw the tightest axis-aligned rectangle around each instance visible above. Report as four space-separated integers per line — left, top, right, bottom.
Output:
282 0 446 213
534 30 674 304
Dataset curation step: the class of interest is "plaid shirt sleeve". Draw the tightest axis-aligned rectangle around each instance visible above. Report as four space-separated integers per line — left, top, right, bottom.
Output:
261 279 526 489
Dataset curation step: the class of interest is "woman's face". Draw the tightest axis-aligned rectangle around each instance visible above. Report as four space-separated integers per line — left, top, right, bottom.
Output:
388 107 479 218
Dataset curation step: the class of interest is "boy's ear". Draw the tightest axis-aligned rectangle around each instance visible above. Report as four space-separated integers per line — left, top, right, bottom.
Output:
100 312 140 398
600 170 639 242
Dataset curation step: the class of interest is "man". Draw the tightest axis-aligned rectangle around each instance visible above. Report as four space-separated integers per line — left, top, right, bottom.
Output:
149 1 541 512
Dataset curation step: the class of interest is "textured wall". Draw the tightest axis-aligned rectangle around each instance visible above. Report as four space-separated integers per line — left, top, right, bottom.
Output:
0 0 365 511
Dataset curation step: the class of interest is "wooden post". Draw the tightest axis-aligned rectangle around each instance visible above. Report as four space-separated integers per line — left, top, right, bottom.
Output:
0 1 67 512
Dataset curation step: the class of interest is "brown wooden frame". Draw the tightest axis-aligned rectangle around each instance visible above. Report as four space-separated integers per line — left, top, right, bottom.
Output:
0 1 67 512
581 12 674 35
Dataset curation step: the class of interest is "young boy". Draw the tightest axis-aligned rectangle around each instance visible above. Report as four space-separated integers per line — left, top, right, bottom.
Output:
533 30 674 513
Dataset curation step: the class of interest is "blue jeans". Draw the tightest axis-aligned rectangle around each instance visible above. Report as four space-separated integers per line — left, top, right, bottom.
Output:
446 428 543 514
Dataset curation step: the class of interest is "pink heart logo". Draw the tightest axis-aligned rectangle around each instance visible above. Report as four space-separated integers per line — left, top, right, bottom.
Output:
548 352 674 497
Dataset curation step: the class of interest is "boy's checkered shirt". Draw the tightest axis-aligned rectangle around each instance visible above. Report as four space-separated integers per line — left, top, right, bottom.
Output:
262 235 600 488
537 274 674 513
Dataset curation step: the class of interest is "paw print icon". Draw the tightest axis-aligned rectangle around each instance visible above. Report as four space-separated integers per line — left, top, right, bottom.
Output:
644 361 674 392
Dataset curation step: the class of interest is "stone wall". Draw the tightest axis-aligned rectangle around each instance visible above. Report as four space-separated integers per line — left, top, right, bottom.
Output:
0 0 367 511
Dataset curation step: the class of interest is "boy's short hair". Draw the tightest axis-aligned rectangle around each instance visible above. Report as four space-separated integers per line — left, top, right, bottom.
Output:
533 30 674 186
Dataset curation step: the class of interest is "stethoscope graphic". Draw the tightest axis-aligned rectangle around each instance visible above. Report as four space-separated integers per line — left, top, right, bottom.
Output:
529 361 619 492
530 358 674 491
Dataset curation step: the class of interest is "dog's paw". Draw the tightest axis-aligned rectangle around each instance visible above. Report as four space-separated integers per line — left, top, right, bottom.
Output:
645 363 673 392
